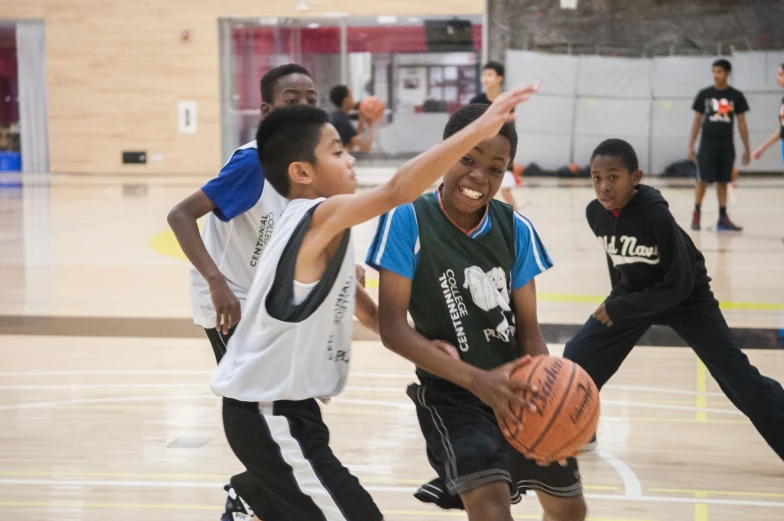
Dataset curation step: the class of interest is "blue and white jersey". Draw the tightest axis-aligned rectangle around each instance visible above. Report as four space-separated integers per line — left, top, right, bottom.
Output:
190 141 287 328
366 191 553 289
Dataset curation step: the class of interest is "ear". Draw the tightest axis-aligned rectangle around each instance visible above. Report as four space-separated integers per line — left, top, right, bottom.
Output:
632 169 644 186
260 103 273 119
288 161 313 188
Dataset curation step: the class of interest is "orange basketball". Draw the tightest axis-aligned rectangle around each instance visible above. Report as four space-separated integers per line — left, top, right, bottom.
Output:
499 356 600 462
568 163 580 175
359 96 385 123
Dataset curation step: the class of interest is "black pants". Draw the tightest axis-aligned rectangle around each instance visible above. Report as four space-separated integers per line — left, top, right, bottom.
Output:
204 326 284 519
697 139 735 184
223 398 382 521
563 297 784 460
204 326 235 364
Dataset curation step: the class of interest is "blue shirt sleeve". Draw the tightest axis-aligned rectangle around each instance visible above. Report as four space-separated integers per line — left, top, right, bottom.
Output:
512 212 554 290
201 147 264 222
365 203 420 280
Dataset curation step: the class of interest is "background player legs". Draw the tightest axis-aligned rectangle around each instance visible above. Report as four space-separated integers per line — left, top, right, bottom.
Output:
662 302 784 459
716 182 728 208
562 316 651 390
535 491 587 521
694 181 708 208
459 482 513 521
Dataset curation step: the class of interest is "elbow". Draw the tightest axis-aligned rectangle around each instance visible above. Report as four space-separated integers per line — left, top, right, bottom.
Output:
377 321 401 354
166 205 182 229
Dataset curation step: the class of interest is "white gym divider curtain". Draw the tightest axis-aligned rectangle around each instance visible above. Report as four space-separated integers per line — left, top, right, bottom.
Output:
506 50 784 174
16 20 50 174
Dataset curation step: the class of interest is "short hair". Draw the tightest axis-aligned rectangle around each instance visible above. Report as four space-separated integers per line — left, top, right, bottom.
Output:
712 59 732 73
256 105 330 197
443 104 517 166
591 139 639 173
483 61 505 78
329 85 350 108
260 64 311 104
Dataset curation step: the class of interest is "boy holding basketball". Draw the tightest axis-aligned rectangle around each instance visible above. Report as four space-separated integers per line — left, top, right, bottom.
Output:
563 138 784 460
212 86 539 521
329 84 375 152
368 103 587 521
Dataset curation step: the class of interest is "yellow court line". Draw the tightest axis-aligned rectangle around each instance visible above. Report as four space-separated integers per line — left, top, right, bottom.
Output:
696 361 708 422
651 488 784 499
0 502 653 520
364 280 783 312
694 504 708 521
0 470 616 491
152 231 783 314
0 501 219 510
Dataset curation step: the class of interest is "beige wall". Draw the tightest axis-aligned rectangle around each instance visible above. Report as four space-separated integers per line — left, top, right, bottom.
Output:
1 1 481 174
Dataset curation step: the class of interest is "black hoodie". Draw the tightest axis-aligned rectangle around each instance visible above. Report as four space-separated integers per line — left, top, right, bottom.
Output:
586 185 712 322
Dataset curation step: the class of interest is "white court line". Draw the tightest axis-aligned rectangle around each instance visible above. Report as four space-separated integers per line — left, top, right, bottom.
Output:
0 390 742 416
333 398 412 409
0 370 734 398
0 381 731 399
0 370 211 376
0 370 739 397
0 394 214 411
604 385 724 397
594 450 642 497
600 400 741 416
0 383 210 390
0 479 781 508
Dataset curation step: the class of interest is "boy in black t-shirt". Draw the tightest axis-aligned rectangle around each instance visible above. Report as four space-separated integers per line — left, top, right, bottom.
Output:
470 61 505 105
688 59 750 232
563 138 784 461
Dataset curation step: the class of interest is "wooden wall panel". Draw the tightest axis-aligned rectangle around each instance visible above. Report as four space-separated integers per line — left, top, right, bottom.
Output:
0 0 482 174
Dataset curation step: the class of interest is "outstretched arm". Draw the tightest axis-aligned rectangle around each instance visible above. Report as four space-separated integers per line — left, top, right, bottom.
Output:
307 84 541 255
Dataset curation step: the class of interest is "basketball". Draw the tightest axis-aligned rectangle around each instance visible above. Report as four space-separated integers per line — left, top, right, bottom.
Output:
359 96 385 123
568 163 580 174
499 356 600 462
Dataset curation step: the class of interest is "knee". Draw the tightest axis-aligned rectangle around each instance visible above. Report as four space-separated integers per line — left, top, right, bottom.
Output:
543 496 587 521
461 483 513 521
465 500 512 521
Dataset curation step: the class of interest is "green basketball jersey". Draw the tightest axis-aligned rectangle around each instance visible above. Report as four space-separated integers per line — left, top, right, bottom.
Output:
410 193 518 379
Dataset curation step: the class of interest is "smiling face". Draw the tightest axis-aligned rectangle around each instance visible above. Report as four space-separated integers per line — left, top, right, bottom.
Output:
590 154 643 211
441 134 512 222
307 123 358 197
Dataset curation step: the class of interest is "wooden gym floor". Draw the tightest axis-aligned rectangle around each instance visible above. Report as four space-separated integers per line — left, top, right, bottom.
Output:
0 172 782 521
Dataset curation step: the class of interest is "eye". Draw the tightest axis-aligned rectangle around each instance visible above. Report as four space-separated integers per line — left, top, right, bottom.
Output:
285 98 297 104
308 98 318 105
609 175 617 181
490 168 504 176
460 155 475 165
334 150 344 157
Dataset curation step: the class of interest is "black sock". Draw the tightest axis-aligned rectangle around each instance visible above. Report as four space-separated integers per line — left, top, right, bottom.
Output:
694 204 701 212
719 207 727 218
